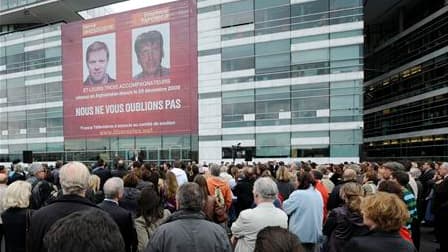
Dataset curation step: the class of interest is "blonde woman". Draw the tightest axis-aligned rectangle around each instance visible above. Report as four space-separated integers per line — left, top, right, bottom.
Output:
1 181 32 252
276 166 295 201
323 182 368 252
343 192 416 252
85 174 104 204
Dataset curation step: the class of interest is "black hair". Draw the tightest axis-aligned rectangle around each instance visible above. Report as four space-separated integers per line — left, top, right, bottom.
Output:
44 208 124 252
254 226 304 252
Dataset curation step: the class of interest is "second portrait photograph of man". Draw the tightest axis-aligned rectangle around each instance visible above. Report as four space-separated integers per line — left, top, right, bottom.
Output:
132 23 170 80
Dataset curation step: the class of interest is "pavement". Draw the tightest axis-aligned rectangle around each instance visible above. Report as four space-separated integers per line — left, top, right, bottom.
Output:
420 226 439 252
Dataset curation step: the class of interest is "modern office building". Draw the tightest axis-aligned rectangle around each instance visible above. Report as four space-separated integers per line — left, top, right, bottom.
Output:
0 0 364 164
197 0 363 163
363 0 448 161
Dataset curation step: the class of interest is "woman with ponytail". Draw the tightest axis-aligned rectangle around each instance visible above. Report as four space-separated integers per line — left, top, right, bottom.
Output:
323 182 368 252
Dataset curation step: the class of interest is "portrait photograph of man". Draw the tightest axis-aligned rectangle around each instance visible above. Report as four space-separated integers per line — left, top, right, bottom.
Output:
83 33 116 85
132 23 170 80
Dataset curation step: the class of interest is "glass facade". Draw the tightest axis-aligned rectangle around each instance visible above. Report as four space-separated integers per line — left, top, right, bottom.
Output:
0 0 43 11
363 1 448 161
198 0 364 162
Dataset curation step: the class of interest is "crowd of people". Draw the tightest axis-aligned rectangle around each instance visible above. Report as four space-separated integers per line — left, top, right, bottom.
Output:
0 158 446 252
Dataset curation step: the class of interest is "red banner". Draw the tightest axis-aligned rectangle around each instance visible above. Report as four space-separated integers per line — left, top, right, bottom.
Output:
62 0 197 139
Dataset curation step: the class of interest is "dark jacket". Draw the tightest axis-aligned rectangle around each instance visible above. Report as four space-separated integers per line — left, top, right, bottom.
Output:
276 180 295 200
119 187 141 218
343 230 417 252
419 168 436 199
1 208 32 252
145 210 232 252
92 166 112 190
233 177 254 216
98 200 138 252
323 206 368 252
28 195 99 252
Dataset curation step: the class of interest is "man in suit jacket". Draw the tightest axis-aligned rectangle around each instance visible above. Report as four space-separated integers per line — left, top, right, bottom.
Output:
29 162 99 252
98 177 137 252
231 177 288 252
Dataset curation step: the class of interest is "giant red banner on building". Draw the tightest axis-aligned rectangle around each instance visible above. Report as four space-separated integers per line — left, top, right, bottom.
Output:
62 0 197 139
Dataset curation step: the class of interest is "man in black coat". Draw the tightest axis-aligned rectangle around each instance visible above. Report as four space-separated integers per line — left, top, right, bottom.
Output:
98 177 137 252
29 162 99 252
327 168 357 211
433 162 448 252
92 159 111 190
419 161 436 221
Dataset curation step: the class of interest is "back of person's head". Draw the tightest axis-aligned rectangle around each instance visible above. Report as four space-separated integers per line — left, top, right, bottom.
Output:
296 171 315 189
382 161 404 172
103 177 124 199
391 170 409 187
409 167 421 179
2 180 31 209
176 182 203 211
88 175 101 192
173 159 182 169
60 162 90 196
311 170 323 180
276 166 291 182
193 174 210 199
339 182 364 213
29 163 44 177
210 163 220 177
342 168 357 181
361 192 409 232
253 177 278 201
55 160 63 169
138 187 163 222
377 180 403 199
123 172 139 188
13 164 24 173
254 226 304 252
43 208 124 252
97 159 105 167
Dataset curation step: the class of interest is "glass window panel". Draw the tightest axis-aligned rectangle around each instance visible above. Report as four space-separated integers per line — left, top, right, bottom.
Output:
5 44 24 56
86 138 110 151
292 131 329 138
256 133 289 146
330 0 361 10
222 44 254 60
255 0 289 9
256 53 290 71
65 139 86 151
292 48 329 64
27 85 46 104
221 0 254 27
45 46 61 58
330 144 359 157
292 34 329 44
255 39 290 55
222 134 254 140
330 45 361 61
222 57 255 72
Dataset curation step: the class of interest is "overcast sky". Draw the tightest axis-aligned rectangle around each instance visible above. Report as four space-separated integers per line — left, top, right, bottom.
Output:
109 0 176 13
79 0 176 18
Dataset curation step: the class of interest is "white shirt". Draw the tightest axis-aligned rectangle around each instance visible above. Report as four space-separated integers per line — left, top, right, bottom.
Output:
170 167 188 186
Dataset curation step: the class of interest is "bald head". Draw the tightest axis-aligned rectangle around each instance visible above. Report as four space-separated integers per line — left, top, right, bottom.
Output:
60 162 90 196
343 168 357 181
